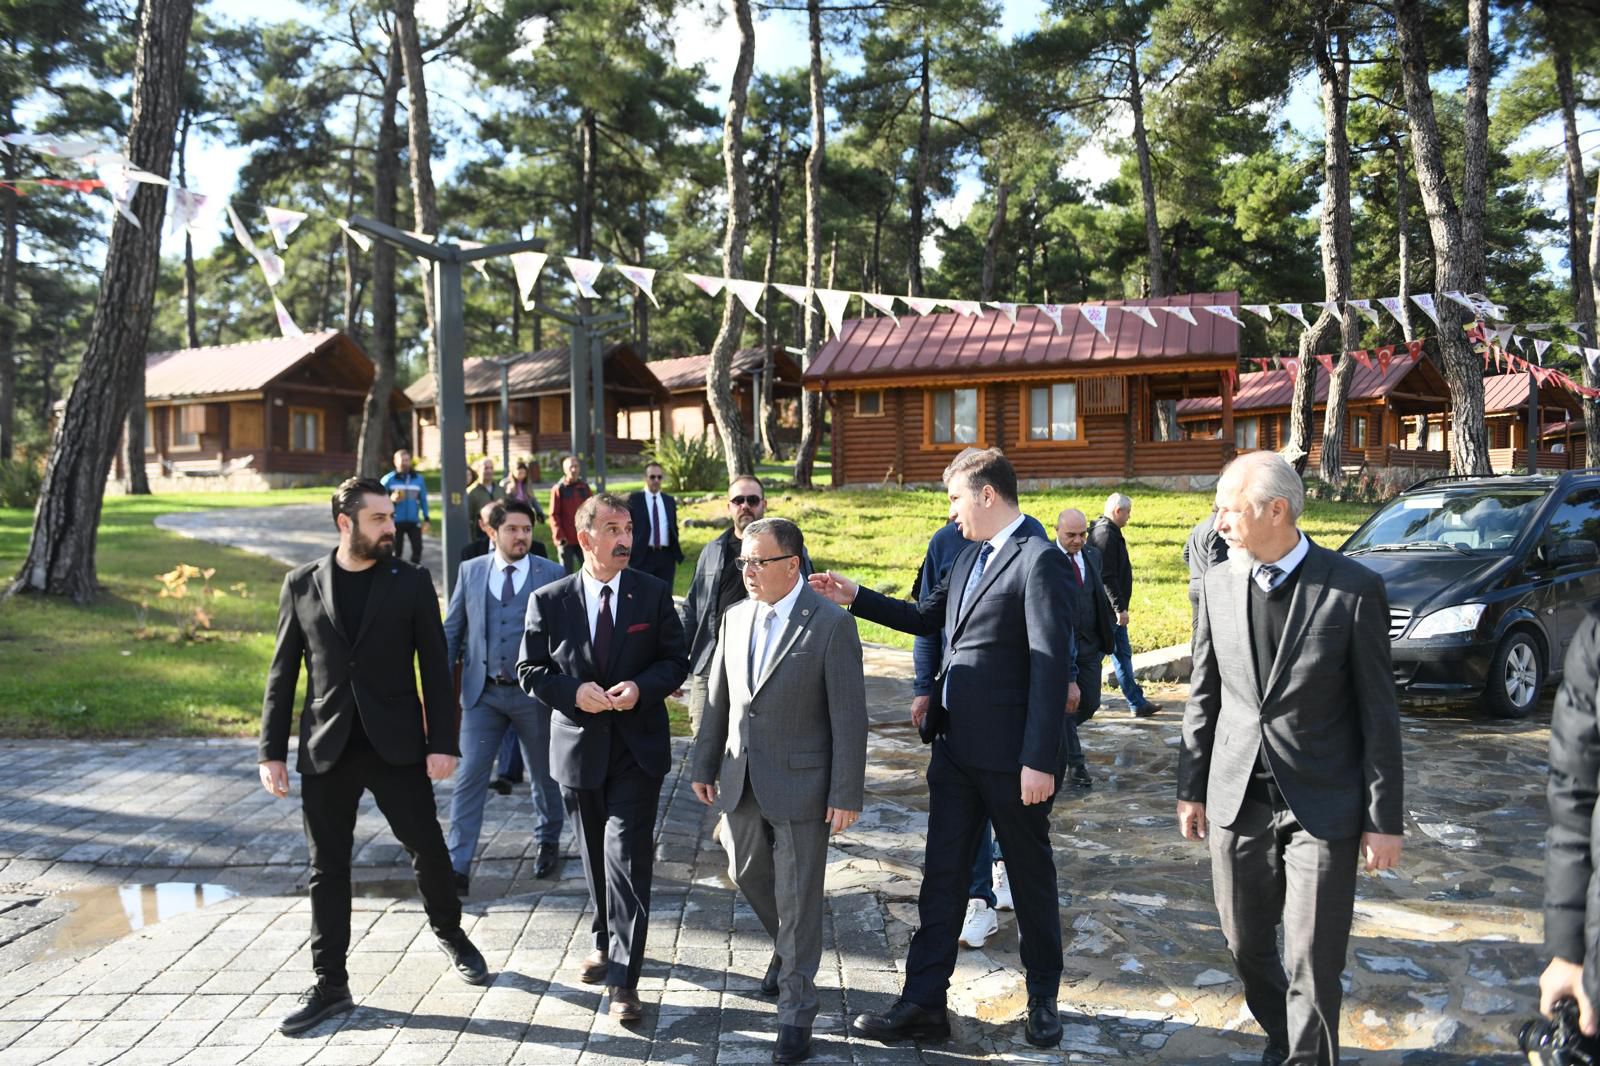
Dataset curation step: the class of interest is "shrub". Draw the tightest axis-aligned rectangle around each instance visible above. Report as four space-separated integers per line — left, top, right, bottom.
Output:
0 456 43 509
644 432 724 493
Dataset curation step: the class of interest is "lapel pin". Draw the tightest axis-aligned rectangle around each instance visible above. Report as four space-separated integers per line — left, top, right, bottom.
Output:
801 609 810 617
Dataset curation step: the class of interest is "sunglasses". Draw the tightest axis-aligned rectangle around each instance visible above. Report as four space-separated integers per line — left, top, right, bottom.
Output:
646 474 663 481
729 495 764 507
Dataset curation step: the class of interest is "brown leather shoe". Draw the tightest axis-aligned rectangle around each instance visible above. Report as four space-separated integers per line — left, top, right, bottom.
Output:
608 985 643 1022
578 949 608 985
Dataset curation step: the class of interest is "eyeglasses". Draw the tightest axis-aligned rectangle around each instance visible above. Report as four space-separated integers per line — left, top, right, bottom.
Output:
728 495 764 507
734 554 796 572
646 474 663 481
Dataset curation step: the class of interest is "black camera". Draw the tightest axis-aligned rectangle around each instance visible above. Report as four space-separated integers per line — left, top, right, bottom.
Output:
1520 999 1600 1065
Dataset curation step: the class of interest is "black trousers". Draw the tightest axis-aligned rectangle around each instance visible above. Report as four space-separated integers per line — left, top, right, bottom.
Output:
631 547 677 591
1062 643 1104 768
560 543 584 574
903 740 1063 1008
394 522 423 564
563 734 662 989
300 746 462 986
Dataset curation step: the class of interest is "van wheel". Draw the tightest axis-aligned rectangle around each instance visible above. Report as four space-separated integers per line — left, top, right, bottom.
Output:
1482 631 1542 719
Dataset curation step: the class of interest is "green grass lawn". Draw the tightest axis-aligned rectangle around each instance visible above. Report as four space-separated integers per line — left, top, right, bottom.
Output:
0 480 1377 739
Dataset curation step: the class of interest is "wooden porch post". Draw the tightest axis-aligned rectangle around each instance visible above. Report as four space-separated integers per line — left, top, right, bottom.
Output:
1219 369 1234 447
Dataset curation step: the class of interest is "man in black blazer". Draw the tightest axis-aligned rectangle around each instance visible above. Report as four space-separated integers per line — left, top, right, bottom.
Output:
518 492 689 1024
1089 493 1156 716
1055 507 1118 789
258 478 489 1037
627 462 683 589
810 448 1075 1049
1178 451 1404 1066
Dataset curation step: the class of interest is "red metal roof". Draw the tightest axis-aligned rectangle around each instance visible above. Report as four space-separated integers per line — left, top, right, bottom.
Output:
144 330 345 399
1176 358 1425 417
648 348 767 391
803 293 1241 387
406 343 663 406
1481 372 1582 415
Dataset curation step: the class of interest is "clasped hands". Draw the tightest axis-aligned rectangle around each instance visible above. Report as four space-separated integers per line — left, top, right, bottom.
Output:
576 680 641 713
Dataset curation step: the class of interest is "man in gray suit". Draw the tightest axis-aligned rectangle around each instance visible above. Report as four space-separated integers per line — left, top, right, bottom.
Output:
1178 450 1405 1066
443 498 568 891
691 517 867 1065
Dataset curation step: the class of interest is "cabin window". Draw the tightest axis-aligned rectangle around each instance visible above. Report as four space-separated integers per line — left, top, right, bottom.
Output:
172 405 203 449
855 390 883 417
143 408 155 453
290 408 322 452
1027 383 1079 442
1351 415 1368 449
1235 417 1259 450
930 388 978 444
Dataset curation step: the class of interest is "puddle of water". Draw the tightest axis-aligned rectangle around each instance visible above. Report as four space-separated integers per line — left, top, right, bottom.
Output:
49 883 237 957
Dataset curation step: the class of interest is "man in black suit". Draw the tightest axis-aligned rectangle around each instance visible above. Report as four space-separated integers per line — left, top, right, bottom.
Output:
810 447 1075 1049
628 462 683 589
1089 493 1156 717
1055 507 1117 789
1179 450 1404 1066
517 492 690 1024
258 478 489 1037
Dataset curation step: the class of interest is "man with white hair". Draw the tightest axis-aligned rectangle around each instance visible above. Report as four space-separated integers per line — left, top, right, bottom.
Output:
1177 450 1404 1066
1088 492 1155 716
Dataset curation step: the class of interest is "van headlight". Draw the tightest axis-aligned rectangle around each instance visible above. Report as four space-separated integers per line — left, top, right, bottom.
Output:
1408 603 1486 639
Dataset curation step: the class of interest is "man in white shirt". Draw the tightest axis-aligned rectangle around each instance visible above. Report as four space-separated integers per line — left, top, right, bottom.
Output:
442 499 567 892
628 462 684 589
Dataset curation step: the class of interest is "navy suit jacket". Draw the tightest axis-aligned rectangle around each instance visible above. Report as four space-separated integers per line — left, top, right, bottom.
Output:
517 567 690 788
852 519 1076 773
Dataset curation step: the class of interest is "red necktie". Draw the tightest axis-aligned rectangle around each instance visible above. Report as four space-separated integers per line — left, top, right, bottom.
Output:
1070 553 1083 586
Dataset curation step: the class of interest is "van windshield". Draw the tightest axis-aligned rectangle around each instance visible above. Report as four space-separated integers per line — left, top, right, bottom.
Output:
1343 489 1545 554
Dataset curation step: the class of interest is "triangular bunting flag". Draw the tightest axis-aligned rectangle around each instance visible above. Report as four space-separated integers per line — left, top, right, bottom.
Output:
509 251 548 310
1352 349 1372 369
614 264 659 308
860 292 900 324
1125 305 1159 329
167 188 207 237
563 256 604 299
1242 304 1273 322
457 240 491 281
1283 356 1300 382
1161 306 1197 326
1376 346 1393 374
273 297 303 339
1315 353 1335 374
227 203 260 257
985 301 1018 324
942 300 984 318
263 206 307 250
1377 296 1408 329
816 288 853 339
256 247 285 288
1222 368 1237 394
1081 305 1110 340
1568 322 1589 339
773 283 812 310
684 273 725 298
725 278 768 322
1035 304 1065 334
904 296 940 315
1410 293 1441 327
1316 300 1344 323
98 167 139 227
1277 303 1310 328
1534 338 1552 362
1347 299 1381 327
335 218 372 253
1204 305 1242 325
1405 339 1423 362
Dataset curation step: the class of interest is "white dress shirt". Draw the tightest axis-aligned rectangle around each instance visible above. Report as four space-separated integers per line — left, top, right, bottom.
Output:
1058 540 1086 583
487 552 531 599
749 575 805 683
579 568 624 640
1253 531 1308 591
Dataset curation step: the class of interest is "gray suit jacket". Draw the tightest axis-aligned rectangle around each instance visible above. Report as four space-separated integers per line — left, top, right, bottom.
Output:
690 584 868 822
443 551 566 710
1178 539 1405 841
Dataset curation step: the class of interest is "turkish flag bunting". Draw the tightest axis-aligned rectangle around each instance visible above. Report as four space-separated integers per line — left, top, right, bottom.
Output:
1315 353 1335 374
1404 339 1424 362
1283 356 1300 382
1352 349 1372 369
1376 347 1393 374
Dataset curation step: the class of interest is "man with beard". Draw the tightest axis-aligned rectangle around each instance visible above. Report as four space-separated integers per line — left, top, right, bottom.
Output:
258 478 489 1036
517 493 689 1023
1178 450 1403 1066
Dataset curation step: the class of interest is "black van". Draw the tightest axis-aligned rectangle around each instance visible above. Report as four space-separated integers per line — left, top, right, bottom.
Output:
1340 470 1600 718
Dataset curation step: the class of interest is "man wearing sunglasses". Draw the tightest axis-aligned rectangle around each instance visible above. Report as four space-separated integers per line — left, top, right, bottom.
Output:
627 462 683 590
680 475 812 735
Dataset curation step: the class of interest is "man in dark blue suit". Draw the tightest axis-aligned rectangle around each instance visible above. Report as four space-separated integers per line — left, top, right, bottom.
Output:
1055 508 1118 789
517 492 689 1024
811 448 1076 1049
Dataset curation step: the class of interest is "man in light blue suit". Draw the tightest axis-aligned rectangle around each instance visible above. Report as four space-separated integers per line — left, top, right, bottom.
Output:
444 498 567 892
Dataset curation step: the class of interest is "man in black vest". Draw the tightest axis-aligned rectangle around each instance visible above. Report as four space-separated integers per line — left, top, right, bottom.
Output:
258 478 489 1036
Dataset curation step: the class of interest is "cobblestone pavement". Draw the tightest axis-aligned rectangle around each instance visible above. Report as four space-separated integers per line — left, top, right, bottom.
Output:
0 643 1548 1064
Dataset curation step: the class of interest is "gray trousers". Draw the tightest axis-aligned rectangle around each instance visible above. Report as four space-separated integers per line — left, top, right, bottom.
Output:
725 776 830 1028
1208 799 1359 1066
687 672 710 736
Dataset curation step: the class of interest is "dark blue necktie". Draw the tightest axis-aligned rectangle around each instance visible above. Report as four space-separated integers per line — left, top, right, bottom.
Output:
959 542 994 615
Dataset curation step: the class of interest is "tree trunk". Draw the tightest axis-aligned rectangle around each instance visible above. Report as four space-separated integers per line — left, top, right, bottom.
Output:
0 100 15 461
907 27 931 298
1128 42 1166 298
1396 134 1428 448
758 154 782 460
395 0 439 374
980 170 1009 302
10 0 192 601
1393 0 1491 475
356 36 402 480
342 97 364 341
1315 25 1359 487
177 114 199 351
1588 168 1600 468
706 0 756 480
1553 36 1598 468
793 0 826 487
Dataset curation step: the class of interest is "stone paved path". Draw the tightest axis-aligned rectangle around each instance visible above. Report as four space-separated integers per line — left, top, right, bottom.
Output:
0 638 1550 1064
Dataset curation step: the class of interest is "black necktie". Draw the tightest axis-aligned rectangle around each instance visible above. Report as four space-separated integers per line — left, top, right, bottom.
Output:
501 564 515 606
652 495 663 548
593 584 614 671
1257 563 1283 591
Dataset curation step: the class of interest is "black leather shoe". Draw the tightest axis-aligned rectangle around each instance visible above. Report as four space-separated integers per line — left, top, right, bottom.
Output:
1132 702 1158 718
453 871 469 897
1068 763 1093 789
279 982 353 1035
437 929 490 985
760 953 782 997
850 999 951 1044
533 842 559 879
774 1023 812 1063
1024 994 1062 1047
488 775 513 795
1262 1044 1289 1066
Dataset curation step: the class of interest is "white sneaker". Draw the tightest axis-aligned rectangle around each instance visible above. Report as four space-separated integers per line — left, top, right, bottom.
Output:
959 898 998 948
992 862 1014 912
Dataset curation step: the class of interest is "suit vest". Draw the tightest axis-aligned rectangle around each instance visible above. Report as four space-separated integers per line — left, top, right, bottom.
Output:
486 567 536 682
